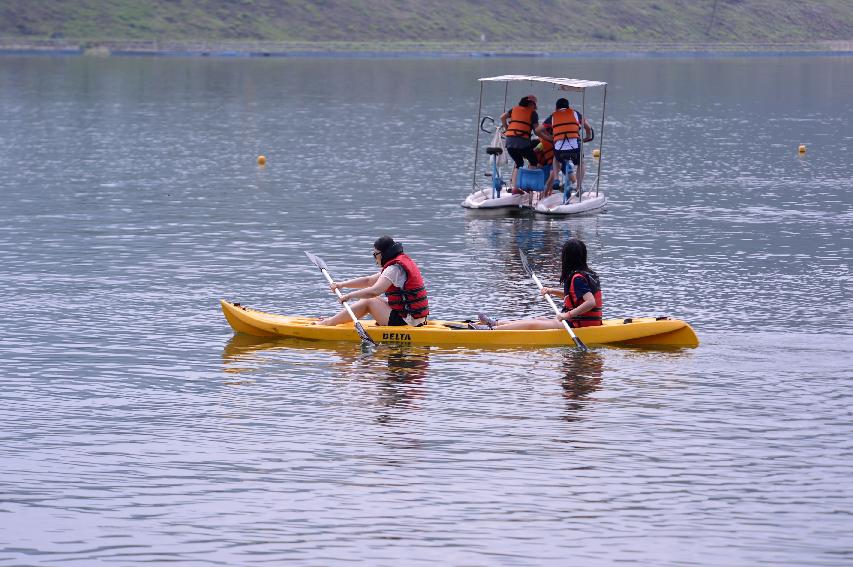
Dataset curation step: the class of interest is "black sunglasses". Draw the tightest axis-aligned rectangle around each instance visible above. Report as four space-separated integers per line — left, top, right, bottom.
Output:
372 251 381 258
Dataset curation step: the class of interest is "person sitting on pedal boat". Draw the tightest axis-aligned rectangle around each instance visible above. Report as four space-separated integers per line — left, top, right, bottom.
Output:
536 98 592 196
533 136 558 197
500 95 539 194
476 238 602 330
317 236 429 327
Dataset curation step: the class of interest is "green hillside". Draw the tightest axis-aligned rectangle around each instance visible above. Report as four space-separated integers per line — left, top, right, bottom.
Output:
2 0 852 50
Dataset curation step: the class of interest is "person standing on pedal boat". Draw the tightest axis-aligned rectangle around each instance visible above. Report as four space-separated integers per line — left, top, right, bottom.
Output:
317 236 429 327
536 98 593 195
477 238 602 330
500 95 540 193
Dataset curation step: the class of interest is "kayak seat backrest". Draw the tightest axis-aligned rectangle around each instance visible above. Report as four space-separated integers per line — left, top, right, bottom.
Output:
517 167 545 191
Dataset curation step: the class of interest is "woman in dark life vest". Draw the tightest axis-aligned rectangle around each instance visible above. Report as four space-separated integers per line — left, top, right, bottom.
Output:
317 236 429 327
476 238 602 330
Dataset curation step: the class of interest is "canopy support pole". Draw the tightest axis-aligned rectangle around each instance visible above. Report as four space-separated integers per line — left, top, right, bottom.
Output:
579 88 586 203
595 85 607 196
471 81 484 192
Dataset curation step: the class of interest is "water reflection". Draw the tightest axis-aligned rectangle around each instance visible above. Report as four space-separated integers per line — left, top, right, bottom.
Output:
374 345 430 424
221 334 430 419
457 215 606 321
560 349 605 422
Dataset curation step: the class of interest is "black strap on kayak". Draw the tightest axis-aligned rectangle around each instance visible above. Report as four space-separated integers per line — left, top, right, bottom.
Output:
443 322 476 330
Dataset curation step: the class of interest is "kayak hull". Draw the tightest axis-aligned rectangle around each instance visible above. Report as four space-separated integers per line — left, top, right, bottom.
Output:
220 300 699 348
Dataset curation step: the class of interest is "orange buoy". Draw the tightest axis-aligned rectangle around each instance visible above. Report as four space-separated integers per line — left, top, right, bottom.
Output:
257 155 267 165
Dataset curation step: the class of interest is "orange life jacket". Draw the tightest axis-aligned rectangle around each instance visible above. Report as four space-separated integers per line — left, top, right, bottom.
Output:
563 271 602 327
506 105 535 139
383 253 429 320
535 137 554 165
551 108 580 142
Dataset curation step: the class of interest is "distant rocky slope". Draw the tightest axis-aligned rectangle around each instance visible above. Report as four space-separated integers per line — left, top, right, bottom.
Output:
2 0 852 51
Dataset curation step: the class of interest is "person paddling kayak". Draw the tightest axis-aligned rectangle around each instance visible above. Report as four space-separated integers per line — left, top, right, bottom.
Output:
316 236 429 327
477 238 602 330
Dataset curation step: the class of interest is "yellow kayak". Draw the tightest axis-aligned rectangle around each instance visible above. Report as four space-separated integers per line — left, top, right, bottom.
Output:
220 300 699 348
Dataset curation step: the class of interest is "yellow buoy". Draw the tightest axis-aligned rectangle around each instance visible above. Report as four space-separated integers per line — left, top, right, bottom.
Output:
798 144 806 154
257 155 267 165
592 148 601 158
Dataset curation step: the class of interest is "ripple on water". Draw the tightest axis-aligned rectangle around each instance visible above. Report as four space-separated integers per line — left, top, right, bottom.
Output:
1 55 852 566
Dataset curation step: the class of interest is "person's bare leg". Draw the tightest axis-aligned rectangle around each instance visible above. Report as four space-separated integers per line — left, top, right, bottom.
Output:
318 297 392 326
543 170 555 198
495 317 562 330
317 300 370 326
363 297 392 326
577 159 585 191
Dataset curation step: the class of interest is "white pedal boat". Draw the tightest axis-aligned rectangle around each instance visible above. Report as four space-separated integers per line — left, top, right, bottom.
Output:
461 187 526 209
534 190 607 215
462 74 610 216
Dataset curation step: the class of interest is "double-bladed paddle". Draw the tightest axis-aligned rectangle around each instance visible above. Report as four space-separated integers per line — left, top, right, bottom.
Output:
305 251 377 347
518 248 589 352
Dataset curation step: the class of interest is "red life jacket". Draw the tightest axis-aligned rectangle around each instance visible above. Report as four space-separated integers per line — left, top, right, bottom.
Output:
506 105 535 139
551 108 580 142
383 253 429 320
563 271 602 327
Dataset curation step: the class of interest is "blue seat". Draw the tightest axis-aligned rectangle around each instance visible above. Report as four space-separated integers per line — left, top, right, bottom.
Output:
517 167 545 192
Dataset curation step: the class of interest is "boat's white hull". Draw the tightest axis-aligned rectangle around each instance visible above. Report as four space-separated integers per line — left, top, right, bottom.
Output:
461 188 526 209
534 191 607 215
462 188 607 215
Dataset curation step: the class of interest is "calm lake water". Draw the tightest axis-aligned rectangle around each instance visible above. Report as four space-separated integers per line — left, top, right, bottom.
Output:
1 54 852 566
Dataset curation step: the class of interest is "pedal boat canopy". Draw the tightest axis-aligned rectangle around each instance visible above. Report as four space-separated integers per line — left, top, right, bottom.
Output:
478 75 607 91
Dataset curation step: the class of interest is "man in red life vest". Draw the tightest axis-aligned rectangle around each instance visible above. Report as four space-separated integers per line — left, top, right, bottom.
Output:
500 95 539 194
317 236 429 327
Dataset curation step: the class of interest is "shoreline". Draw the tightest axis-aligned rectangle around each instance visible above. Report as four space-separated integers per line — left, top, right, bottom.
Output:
1 38 852 58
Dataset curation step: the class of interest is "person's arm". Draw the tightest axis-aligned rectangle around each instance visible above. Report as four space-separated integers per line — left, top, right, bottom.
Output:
540 286 565 298
534 124 552 141
330 272 381 292
500 110 510 129
582 117 593 139
559 292 596 321
340 273 392 302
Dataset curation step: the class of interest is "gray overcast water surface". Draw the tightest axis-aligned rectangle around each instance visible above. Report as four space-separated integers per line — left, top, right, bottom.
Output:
1 54 851 566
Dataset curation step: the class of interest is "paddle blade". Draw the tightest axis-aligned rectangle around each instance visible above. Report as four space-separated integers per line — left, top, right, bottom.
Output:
518 248 532 276
304 251 328 271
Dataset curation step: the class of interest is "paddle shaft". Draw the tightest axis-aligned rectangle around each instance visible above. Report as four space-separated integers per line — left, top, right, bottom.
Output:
529 271 588 351
318 268 364 322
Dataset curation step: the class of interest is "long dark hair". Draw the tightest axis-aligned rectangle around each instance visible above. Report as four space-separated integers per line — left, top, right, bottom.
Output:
559 238 598 287
374 235 403 265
